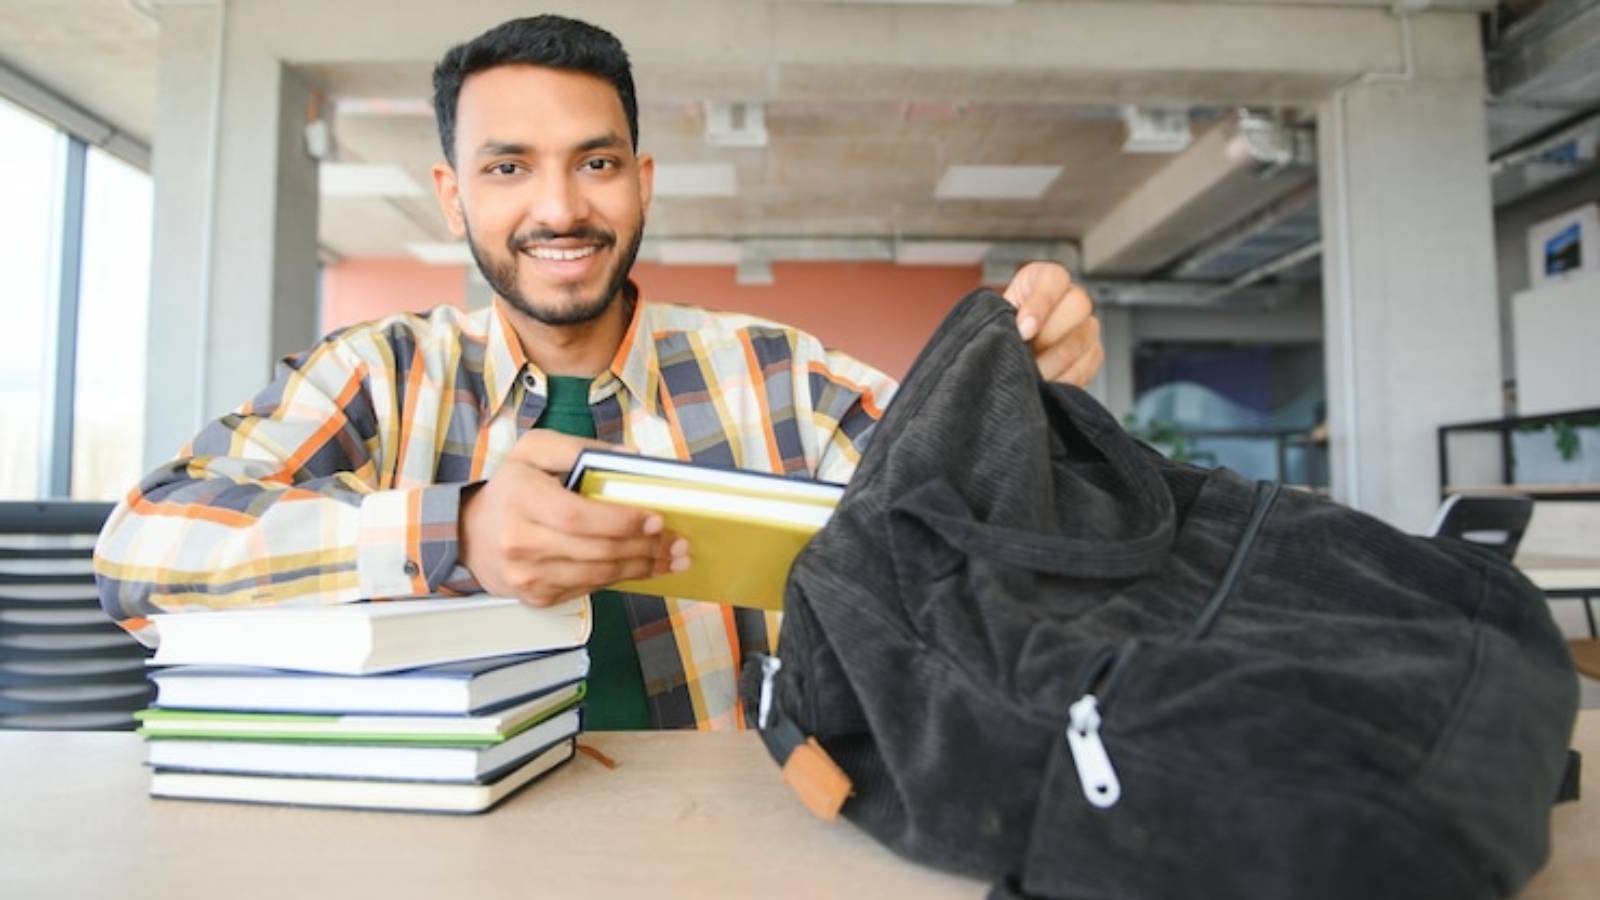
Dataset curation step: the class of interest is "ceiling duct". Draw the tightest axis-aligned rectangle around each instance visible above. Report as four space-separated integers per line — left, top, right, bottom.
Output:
1166 182 1321 282
1082 110 1316 279
1490 110 1600 207
1485 0 1600 156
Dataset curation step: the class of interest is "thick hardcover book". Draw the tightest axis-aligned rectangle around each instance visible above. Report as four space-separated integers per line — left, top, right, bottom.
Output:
144 706 582 782
565 449 844 610
148 596 592 675
136 681 586 744
147 735 577 814
146 648 590 715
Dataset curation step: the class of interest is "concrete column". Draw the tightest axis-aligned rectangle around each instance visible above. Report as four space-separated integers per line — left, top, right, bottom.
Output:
1095 305 1135 419
1316 14 1500 532
143 2 321 466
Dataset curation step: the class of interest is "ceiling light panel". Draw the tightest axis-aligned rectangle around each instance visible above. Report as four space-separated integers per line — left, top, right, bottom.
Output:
320 163 425 197
934 165 1062 200
652 163 739 198
405 242 473 265
771 0 1014 5
896 241 993 265
652 240 745 265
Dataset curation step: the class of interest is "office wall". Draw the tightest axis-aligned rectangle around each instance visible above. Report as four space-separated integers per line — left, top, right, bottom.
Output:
633 262 986 380
320 259 988 380
1493 169 1600 404
321 259 471 333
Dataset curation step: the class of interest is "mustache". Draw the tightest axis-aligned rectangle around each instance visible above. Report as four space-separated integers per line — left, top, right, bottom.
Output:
510 226 615 249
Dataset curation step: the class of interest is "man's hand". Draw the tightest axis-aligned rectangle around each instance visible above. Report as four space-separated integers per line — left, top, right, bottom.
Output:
459 431 688 607
1003 261 1104 386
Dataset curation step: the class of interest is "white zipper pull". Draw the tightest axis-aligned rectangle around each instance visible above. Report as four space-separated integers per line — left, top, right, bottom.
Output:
1066 695 1122 809
757 655 783 730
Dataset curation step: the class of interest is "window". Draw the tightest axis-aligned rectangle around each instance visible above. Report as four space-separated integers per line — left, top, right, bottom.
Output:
0 96 151 501
74 150 152 499
0 99 56 499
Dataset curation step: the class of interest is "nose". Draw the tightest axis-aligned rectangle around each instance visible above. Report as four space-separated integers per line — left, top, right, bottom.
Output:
526 169 587 234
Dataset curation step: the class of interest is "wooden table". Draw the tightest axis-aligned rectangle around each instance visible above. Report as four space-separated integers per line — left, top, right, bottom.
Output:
2 719 1596 899
1519 553 1600 597
1519 554 1600 638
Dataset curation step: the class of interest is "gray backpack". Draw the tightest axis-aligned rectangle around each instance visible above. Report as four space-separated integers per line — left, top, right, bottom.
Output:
743 289 1577 900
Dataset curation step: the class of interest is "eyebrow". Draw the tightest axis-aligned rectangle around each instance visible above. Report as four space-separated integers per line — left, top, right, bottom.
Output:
472 133 628 160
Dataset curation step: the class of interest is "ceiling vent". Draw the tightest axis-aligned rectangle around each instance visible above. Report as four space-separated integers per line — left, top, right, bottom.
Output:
704 101 768 148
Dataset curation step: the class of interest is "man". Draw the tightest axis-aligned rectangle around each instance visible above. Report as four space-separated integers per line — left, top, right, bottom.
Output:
95 15 1104 730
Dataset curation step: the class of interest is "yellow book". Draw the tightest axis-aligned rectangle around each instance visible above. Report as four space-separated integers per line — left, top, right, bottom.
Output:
565 450 845 610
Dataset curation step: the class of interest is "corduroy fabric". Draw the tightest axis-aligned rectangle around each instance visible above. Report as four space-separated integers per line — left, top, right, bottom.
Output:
742 289 1577 900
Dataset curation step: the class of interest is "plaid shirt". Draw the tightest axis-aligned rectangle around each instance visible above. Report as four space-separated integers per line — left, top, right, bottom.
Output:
95 294 895 730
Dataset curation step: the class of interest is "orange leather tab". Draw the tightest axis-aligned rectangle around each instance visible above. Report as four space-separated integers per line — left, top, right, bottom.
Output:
781 737 853 821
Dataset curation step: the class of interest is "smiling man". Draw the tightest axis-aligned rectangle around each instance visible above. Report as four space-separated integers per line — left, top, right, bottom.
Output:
95 15 1105 731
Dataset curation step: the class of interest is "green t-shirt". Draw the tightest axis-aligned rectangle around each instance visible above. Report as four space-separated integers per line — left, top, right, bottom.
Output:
538 375 652 730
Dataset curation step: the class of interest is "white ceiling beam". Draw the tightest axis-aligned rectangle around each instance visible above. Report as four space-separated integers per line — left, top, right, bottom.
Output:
206 0 1478 93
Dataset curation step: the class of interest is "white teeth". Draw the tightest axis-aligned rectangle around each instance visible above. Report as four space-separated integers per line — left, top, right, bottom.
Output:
526 246 598 262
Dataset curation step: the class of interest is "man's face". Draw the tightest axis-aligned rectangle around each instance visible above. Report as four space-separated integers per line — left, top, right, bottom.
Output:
433 65 652 326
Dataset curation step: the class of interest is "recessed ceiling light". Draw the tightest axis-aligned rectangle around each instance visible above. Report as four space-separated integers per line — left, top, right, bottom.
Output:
405 242 473 265
333 97 433 117
652 240 745 265
896 241 993 265
653 163 738 198
320 163 425 197
934 165 1062 200
772 1 1014 5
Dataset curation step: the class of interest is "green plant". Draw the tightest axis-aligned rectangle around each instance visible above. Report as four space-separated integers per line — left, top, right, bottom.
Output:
1552 419 1580 462
1122 413 1191 462
1519 413 1599 463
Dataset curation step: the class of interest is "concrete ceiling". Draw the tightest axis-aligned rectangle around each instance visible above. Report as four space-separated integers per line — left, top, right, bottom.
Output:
2 0 1595 303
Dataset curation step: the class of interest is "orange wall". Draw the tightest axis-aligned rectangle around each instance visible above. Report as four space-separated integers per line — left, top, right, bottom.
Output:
321 259 469 333
633 261 988 379
319 258 992 379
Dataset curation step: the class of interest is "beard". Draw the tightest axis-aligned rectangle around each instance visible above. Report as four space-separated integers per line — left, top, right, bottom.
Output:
466 218 644 327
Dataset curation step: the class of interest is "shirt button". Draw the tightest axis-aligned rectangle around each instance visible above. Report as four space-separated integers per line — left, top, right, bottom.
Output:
403 560 420 577
522 372 538 390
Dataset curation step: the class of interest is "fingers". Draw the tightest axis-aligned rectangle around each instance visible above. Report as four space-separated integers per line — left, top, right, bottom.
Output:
1002 261 1071 342
1031 296 1102 385
458 451 688 607
505 429 622 477
494 520 688 608
1002 261 1104 386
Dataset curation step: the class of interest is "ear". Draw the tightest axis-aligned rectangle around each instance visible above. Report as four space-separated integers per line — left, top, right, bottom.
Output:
636 151 654 221
431 162 467 237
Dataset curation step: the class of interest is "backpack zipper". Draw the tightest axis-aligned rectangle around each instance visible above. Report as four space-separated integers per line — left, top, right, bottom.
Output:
1063 480 1282 809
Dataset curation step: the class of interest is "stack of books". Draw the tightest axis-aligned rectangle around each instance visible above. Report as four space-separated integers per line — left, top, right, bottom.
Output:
136 595 592 814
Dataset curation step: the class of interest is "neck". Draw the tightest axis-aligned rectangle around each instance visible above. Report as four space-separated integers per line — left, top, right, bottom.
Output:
502 291 636 378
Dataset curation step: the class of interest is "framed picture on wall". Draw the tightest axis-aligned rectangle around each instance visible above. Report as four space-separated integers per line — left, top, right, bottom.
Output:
1526 202 1600 288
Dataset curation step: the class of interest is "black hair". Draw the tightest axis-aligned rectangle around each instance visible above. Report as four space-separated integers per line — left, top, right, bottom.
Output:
431 15 639 166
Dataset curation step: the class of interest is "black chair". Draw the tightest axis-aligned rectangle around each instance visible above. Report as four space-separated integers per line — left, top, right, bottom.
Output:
1426 494 1600 683
1425 493 1535 560
0 501 155 730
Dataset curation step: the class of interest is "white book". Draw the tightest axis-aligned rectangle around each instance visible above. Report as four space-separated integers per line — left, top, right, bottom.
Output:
145 707 581 783
136 682 586 743
149 595 591 675
148 736 577 814
147 649 589 715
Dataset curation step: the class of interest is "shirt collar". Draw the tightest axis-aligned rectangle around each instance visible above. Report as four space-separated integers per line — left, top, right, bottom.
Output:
484 285 662 417
484 299 531 418
606 282 664 418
